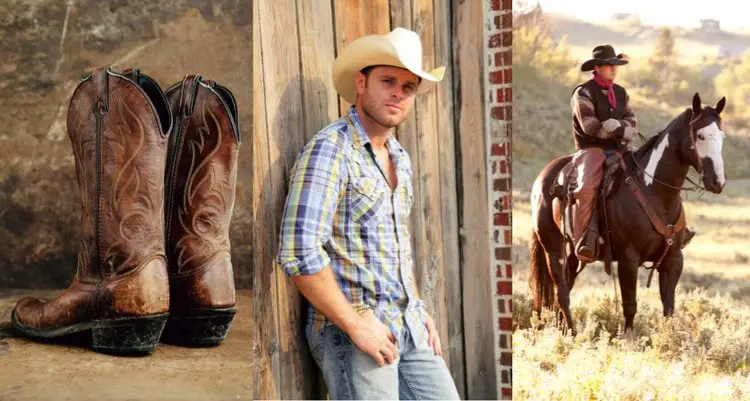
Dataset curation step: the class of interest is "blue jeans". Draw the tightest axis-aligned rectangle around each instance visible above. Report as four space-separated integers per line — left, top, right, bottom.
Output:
308 324 461 400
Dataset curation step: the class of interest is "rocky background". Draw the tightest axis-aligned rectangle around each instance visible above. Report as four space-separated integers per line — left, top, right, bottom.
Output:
0 0 252 288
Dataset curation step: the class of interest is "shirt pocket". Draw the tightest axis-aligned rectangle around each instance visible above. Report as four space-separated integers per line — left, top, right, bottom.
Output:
349 176 387 226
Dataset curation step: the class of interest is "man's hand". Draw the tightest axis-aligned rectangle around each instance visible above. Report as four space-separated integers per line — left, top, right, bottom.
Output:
623 126 638 142
602 118 620 133
292 268 396 367
346 310 397 367
424 311 443 357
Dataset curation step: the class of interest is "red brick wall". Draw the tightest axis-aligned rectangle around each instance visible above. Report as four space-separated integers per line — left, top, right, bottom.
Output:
488 0 512 399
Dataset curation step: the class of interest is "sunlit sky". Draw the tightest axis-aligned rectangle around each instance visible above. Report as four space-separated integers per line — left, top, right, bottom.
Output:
536 0 749 29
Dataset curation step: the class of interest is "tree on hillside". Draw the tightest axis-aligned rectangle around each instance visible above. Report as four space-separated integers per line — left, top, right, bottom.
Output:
654 28 676 60
715 52 750 122
619 26 715 104
650 27 676 82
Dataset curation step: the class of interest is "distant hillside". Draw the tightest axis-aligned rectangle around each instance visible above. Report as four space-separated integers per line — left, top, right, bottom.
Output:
514 65 750 190
545 13 750 66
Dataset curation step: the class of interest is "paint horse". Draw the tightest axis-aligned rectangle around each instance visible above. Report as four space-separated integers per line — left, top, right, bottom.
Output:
529 93 727 336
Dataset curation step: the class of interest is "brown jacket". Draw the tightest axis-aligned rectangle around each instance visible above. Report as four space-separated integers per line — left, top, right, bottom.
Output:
571 79 637 150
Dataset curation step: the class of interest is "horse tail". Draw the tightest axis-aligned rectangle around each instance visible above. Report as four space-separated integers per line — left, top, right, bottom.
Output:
529 231 555 312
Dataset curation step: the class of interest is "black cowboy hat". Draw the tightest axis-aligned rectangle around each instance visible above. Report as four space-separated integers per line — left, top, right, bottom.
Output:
580 45 629 72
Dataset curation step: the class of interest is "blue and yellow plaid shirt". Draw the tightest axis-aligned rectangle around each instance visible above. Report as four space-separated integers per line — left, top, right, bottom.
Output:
276 106 428 350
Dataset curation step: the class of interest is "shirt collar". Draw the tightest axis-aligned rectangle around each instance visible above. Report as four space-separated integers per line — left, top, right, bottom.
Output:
347 106 405 156
347 106 371 151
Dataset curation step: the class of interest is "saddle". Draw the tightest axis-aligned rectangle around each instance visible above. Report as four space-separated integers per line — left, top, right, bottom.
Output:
551 147 686 285
550 150 624 274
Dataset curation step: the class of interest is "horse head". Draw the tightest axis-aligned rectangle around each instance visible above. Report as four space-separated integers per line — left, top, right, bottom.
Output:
682 92 727 193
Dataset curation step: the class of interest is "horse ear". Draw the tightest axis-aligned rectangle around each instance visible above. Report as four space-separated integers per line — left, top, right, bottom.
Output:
715 96 726 114
692 92 702 113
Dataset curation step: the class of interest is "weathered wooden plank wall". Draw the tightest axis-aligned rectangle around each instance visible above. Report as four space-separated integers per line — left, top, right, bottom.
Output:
455 0 499 398
252 0 492 398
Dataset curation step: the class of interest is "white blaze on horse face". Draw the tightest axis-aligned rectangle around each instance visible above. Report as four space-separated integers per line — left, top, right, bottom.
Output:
644 135 670 186
696 122 726 186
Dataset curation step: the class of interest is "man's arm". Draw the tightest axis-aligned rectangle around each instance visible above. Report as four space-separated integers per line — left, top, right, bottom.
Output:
276 134 344 278
292 266 362 334
276 134 396 366
614 92 638 141
621 92 637 128
293 266 396 367
571 87 622 140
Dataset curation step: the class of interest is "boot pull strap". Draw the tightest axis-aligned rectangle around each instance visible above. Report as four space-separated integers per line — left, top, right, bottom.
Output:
179 74 202 117
93 66 109 114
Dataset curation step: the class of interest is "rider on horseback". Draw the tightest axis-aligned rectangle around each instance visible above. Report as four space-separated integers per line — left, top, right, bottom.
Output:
570 45 695 263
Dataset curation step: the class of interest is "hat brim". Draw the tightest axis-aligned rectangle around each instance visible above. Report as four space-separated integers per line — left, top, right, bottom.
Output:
332 35 446 105
580 55 629 71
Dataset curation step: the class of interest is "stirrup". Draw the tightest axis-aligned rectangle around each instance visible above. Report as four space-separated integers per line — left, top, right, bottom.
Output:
576 247 597 264
681 228 696 249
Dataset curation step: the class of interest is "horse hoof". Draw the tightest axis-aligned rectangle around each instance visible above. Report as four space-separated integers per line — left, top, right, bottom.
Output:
622 329 637 343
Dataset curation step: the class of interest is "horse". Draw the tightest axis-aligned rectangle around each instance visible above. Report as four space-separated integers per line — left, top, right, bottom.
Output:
529 92 727 337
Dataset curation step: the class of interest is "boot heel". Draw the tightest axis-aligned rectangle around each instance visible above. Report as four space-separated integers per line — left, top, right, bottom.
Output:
161 307 237 346
91 313 168 354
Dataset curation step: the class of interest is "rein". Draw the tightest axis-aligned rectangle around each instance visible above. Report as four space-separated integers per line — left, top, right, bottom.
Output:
629 112 707 195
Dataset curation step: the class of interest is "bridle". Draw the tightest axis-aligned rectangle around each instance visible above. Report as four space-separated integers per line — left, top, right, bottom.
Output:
629 109 707 194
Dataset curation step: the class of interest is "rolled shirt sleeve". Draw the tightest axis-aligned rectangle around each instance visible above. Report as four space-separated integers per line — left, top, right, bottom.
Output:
276 133 346 277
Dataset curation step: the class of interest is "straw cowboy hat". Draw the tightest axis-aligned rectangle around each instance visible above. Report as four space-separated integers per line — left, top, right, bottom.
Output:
332 27 446 104
580 45 629 72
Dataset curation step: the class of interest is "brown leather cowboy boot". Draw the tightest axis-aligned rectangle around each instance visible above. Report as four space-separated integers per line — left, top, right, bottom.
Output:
160 75 240 346
11 67 173 354
575 203 599 263
682 226 696 249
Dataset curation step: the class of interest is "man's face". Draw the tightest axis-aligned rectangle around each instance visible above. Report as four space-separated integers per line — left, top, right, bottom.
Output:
355 66 419 128
595 64 617 81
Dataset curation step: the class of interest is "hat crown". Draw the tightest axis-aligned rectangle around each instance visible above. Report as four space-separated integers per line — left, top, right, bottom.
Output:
385 27 423 72
592 45 617 60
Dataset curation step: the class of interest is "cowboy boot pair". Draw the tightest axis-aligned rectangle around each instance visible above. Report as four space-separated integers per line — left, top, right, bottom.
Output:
11 67 240 354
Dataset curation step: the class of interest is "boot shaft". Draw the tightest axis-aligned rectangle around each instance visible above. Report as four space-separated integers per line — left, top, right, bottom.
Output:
163 75 240 276
67 67 172 283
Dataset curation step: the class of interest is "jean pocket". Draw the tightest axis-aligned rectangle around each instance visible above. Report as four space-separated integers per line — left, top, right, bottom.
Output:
308 328 326 363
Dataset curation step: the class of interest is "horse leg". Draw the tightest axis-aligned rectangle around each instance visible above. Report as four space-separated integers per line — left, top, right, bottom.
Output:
566 253 582 291
618 251 639 339
659 251 684 317
544 250 576 336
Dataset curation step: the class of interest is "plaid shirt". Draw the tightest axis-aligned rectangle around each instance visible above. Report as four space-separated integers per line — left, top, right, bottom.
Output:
276 106 428 351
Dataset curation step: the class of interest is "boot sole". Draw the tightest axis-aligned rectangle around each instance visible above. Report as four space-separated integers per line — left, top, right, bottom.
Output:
11 310 168 355
160 307 237 347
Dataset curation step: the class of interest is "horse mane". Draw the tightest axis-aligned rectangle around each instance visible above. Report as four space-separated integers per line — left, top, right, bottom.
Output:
633 108 690 161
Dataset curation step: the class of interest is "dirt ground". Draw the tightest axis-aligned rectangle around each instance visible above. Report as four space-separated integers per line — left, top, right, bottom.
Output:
0 289 252 401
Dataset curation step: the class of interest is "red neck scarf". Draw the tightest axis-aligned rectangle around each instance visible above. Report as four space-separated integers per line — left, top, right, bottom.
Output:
593 73 616 109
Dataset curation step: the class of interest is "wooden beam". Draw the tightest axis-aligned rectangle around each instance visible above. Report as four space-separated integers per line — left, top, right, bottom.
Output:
412 0 450 375
253 0 309 398
298 0 339 140
434 0 466 397
454 0 498 398
251 0 279 397
333 0 391 115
